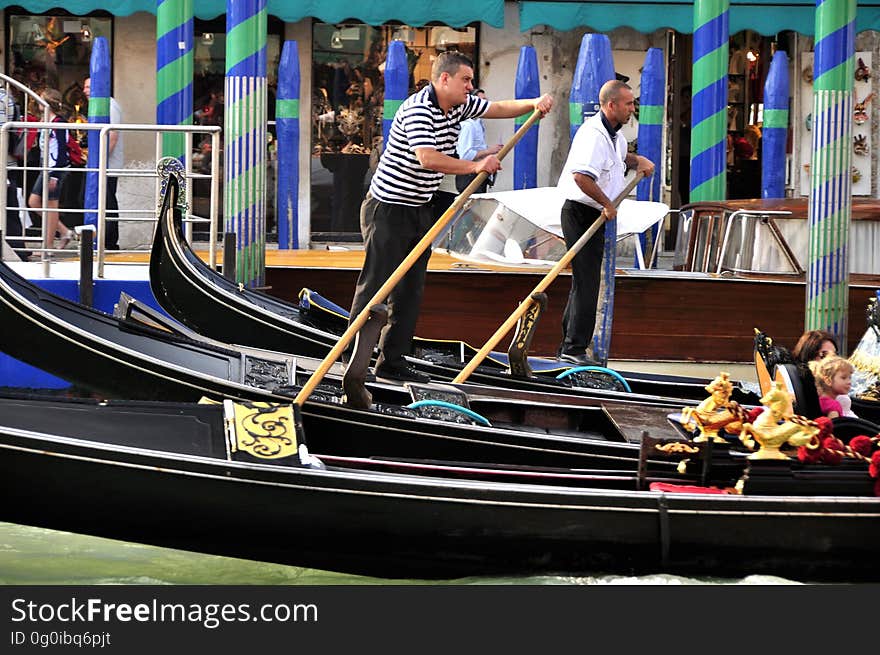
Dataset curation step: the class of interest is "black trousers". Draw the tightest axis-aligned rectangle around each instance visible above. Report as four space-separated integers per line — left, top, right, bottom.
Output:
104 176 119 250
560 199 606 355
5 179 27 259
348 194 433 366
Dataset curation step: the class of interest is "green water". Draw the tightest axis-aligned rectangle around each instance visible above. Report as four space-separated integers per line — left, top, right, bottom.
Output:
0 522 802 585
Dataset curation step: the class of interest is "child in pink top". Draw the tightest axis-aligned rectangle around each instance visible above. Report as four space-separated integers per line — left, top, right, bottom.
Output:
810 355 857 419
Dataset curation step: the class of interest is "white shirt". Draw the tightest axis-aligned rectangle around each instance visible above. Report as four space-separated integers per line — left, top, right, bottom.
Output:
556 111 628 210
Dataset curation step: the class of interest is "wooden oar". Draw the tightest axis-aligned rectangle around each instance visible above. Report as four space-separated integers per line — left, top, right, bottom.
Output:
452 170 646 384
293 109 545 407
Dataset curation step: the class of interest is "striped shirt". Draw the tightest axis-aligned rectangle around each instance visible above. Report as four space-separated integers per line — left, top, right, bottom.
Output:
370 85 489 206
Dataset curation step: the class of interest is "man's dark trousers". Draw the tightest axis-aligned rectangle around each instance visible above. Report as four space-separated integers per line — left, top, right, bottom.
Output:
349 193 433 366
559 199 606 355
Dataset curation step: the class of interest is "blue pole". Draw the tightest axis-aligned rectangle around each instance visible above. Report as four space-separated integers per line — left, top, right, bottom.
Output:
382 40 408 153
635 47 665 264
85 37 111 234
276 40 300 249
513 45 539 190
570 33 615 365
569 34 615 141
761 51 789 199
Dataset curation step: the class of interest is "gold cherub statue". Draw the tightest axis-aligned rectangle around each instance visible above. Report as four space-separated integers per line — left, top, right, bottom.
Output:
679 372 744 443
739 381 820 460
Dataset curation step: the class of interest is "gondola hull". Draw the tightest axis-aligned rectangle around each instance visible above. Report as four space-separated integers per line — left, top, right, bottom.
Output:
2 399 878 581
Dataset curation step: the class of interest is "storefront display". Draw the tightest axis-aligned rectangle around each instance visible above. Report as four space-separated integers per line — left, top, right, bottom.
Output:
6 13 112 113
310 22 477 236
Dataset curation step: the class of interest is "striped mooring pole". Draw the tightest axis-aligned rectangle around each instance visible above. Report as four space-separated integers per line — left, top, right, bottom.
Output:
513 45 539 190
224 0 268 288
761 50 789 199
689 0 729 202
276 40 300 249
382 40 408 153
635 47 665 265
570 33 616 365
806 0 857 350
156 0 193 160
84 36 111 236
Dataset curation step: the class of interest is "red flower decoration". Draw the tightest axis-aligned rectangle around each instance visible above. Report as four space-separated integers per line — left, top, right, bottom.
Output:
746 407 765 423
798 441 824 463
848 435 874 457
820 436 845 465
870 451 880 479
814 416 833 439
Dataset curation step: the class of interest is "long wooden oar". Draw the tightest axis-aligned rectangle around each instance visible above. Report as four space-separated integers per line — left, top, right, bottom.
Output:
293 109 545 407
452 170 646 384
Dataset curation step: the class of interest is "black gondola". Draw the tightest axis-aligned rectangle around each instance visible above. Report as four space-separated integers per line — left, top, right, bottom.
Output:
2 391 878 581
0 220 700 472
148 162 759 405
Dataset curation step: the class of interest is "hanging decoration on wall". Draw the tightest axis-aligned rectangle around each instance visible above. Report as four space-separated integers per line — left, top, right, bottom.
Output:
853 134 869 156
854 91 873 124
855 57 871 82
801 65 813 84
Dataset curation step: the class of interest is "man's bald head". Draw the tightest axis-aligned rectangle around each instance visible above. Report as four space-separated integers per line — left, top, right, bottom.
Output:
599 80 632 106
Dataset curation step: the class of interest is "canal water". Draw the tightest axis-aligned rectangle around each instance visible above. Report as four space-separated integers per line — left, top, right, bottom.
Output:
0 522 803 586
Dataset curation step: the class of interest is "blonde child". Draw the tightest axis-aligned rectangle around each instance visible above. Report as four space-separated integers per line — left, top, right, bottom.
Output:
809 355 858 419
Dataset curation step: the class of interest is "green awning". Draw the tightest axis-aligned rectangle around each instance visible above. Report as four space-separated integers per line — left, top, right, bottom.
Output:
519 0 880 36
4 0 505 27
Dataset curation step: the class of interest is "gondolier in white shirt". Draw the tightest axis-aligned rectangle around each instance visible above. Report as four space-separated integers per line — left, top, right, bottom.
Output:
350 50 553 383
556 79 654 367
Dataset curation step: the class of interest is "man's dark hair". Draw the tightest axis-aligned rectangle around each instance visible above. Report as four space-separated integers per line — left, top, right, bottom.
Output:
431 51 473 81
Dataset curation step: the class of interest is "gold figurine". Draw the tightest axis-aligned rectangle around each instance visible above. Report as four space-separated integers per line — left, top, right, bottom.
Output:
739 382 819 460
679 372 744 443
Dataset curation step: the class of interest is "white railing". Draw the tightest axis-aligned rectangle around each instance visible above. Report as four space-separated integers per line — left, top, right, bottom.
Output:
1 121 221 277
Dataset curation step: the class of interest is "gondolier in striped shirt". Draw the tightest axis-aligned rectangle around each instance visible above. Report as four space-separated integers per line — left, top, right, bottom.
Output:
350 50 553 383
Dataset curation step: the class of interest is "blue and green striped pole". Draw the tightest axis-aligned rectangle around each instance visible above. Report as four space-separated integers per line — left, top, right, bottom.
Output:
225 0 267 288
513 45 539 190
806 0 856 349
156 0 193 160
761 50 789 198
84 36 110 233
570 33 615 365
276 40 300 249
382 40 407 153
689 0 729 201
635 47 664 264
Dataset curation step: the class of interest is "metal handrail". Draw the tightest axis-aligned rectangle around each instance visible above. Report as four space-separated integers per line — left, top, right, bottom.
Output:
1 121 221 277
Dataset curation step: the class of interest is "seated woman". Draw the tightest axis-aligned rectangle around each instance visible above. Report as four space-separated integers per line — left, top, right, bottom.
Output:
810 355 858 419
792 330 838 364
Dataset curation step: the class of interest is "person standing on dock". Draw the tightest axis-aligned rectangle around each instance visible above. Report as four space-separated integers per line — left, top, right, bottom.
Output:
556 79 654 367
350 50 553 383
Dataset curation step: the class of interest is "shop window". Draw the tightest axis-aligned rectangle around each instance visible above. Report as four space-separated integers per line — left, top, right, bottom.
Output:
311 22 478 239
6 11 112 120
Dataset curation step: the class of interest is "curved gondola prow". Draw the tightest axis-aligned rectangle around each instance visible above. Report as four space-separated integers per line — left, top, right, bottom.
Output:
148 161 338 357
